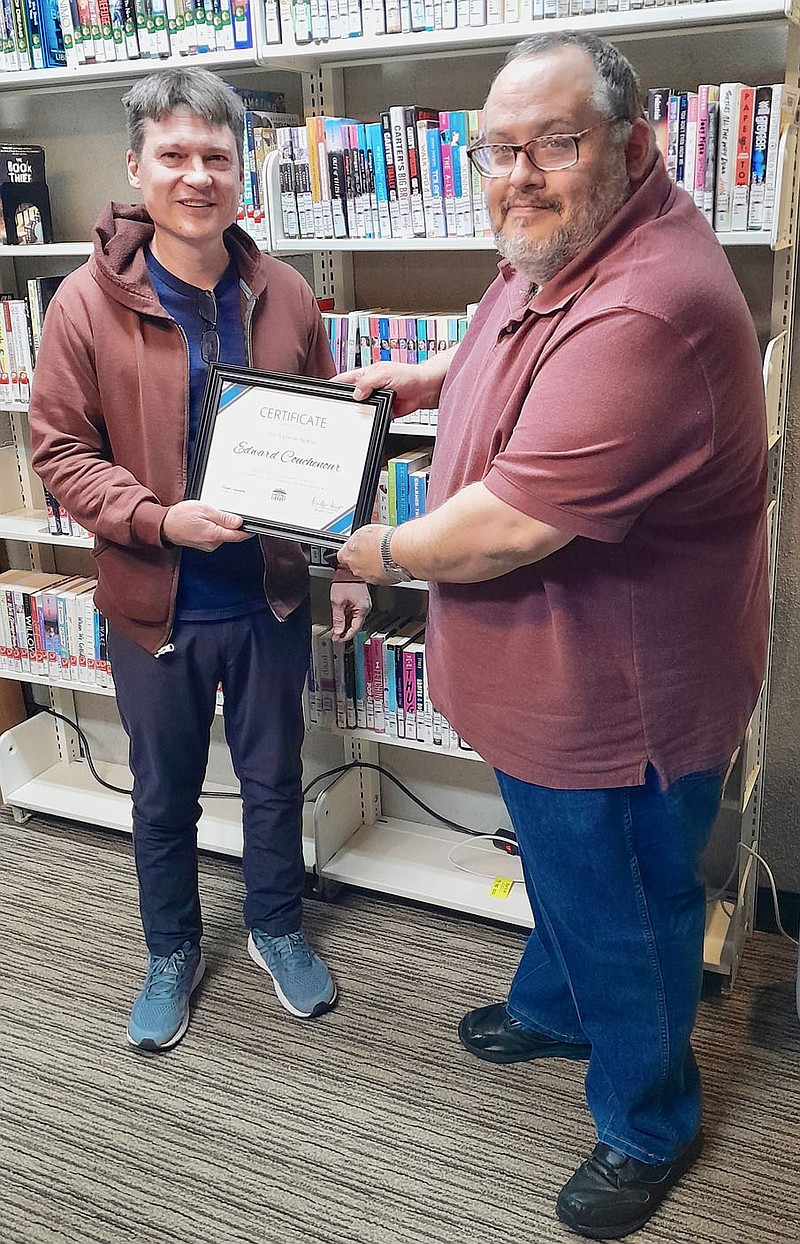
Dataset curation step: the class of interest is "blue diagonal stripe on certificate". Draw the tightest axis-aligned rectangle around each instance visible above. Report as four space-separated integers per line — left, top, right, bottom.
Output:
323 507 356 535
218 383 250 411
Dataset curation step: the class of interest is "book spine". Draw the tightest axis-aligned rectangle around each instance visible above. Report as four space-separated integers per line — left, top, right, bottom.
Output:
762 84 789 233
276 128 299 239
53 591 69 679
332 633 347 729
748 85 773 231
647 87 671 161
405 107 426 238
414 648 427 743
9 0 32 68
703 92 719 225
380 112 399 237
43 487 61 534
665 92 680 183
40 589 60 675
389 104 413 239
25 0 46 68
76 590 91 683
402 647 417 738
715 84 742 232
732 85 755 231
438 113 457 237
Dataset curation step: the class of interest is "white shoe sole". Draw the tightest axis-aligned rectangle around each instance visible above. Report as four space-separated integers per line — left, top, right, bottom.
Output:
247 933 337 1018
127 953 207 1052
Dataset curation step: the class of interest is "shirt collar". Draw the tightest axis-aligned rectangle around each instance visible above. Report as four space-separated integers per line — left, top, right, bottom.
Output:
499 158 675 323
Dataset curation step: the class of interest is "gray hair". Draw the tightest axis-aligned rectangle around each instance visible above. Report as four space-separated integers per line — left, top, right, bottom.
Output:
122 67 245 168
499 32 644 128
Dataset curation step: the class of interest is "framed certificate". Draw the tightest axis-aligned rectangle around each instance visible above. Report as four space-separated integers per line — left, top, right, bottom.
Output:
186 365 393 548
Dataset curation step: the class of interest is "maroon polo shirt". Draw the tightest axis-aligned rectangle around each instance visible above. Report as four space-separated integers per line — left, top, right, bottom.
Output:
425 159 769 788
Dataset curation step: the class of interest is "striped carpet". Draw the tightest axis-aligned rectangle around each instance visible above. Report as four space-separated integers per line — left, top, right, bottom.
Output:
1 809 799 1244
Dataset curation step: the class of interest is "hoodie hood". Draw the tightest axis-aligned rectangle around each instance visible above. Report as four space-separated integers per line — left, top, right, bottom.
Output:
90 201 267 314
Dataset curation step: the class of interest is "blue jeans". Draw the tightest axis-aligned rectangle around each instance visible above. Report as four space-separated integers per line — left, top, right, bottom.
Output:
109 603 310 957
495 763 724 1164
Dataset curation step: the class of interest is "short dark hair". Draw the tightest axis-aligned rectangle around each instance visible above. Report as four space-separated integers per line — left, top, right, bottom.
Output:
122 67 245 167
500 32 644 125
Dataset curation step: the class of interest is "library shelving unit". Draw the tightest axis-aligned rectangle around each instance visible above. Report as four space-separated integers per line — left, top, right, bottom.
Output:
0 1 797 983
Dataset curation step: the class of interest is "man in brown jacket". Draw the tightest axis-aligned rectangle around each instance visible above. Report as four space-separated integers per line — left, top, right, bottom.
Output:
29 67 370 1051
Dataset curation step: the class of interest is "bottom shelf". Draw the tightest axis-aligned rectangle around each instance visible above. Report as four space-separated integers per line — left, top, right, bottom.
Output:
0 713 738 975
324 816 532 927
0 712 317 869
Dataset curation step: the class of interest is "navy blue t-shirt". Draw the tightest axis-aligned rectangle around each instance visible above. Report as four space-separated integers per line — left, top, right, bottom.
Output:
145 249 266 620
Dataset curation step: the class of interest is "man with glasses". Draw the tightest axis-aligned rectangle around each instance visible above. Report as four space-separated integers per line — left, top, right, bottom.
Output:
338 32 768 1239
29 68 370 1052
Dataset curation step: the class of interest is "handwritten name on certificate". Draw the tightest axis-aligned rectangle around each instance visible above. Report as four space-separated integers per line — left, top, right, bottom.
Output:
199 382 377 537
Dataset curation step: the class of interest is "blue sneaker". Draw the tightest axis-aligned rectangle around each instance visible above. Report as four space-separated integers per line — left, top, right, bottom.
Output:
127 941 206 1052
247 929 337 1018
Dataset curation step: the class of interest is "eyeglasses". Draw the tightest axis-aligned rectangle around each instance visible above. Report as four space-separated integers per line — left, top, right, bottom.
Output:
466 118 626 177
198 288 220 365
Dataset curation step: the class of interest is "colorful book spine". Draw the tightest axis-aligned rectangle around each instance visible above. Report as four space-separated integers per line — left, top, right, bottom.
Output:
731 85 755 231
715 83 745 232
748 85 773 231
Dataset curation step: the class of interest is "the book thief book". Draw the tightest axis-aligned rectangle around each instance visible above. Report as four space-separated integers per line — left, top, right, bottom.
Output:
0 146 54 246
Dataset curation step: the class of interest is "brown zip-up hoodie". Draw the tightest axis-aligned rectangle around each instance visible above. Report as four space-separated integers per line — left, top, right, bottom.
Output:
29 203 336 654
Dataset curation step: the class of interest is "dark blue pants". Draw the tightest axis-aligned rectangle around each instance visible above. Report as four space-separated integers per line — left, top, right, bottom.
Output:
108 603 310 957
495 762 724 1164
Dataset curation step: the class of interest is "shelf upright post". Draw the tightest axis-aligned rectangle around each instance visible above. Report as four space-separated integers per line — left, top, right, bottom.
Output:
726 19 800 986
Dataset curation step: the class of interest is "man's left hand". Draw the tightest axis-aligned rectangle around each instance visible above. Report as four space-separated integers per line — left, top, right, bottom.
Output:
330 579 372 642
338 525 397 585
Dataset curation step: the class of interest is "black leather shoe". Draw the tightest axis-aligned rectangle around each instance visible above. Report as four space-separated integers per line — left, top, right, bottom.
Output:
458 1002 592 1064
556 1130 704 1239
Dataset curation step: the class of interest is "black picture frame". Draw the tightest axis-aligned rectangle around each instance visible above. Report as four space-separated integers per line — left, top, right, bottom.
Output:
186 364 393 548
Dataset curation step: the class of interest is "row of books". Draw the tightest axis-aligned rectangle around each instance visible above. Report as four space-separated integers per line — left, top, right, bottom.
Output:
376 446 432 525
0 274 68 404
321 306 473 374
43 487 93 538
0 0 255 73
307 612 477 754
0 570 111 687
265 0 725 47
275 108 492 243
0 296 35 405
238 108 299 243
649 83 797 233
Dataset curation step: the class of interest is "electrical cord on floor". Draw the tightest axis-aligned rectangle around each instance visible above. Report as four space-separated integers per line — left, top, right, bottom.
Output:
36 707 485 836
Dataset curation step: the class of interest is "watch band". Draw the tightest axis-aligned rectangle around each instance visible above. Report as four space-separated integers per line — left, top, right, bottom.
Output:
380 526 414 583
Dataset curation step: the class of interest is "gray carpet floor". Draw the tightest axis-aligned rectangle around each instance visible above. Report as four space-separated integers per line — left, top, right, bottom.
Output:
1 809 799 1244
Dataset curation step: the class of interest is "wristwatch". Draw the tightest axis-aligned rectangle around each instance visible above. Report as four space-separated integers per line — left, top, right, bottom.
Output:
380 526 414 583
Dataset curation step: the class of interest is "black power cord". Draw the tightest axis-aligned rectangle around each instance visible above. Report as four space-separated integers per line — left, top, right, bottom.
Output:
36 706 488 837
302 761 484 836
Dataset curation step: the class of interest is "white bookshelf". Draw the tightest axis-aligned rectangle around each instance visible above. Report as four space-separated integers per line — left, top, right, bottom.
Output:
0 708 736 969
256 3 793 70
0 509 93 548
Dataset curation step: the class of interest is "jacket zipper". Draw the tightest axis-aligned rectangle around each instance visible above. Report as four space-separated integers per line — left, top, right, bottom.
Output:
154 320 191 654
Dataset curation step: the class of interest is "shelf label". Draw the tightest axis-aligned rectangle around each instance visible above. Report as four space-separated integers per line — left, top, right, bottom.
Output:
490 877 514 899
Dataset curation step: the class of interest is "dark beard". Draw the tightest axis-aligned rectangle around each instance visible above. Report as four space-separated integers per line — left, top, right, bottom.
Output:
493 168 632 285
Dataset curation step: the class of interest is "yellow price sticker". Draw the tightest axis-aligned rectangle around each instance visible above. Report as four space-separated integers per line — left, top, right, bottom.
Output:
490 877 514 899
